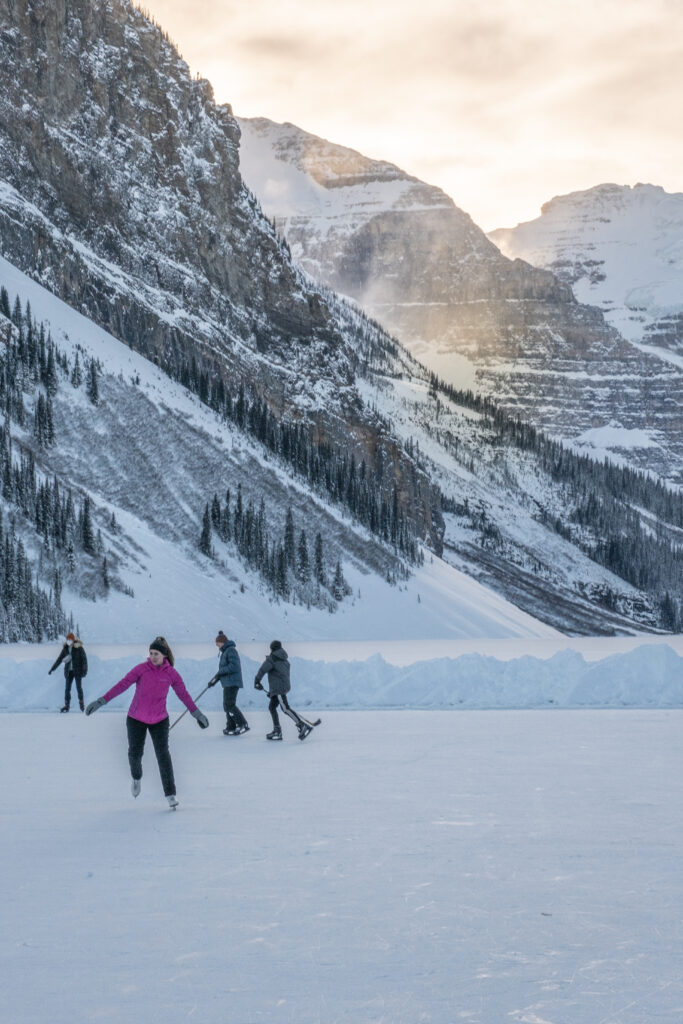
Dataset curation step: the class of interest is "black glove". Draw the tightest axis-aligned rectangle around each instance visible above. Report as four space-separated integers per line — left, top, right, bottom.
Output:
192 709 209 729
254 680 264 691
85 697 106 716
207 676 218 688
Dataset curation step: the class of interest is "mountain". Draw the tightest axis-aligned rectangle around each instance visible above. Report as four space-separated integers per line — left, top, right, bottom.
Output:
0 253 567 643
0 0 680 642
489 183 683 357
0 0 446 549
238 119 683 486
3 250 680 641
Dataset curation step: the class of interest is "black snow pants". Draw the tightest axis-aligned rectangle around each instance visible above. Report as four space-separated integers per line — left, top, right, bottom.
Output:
222 685 248 730
269 694 305 732
126 715 176 796
64 673 84 709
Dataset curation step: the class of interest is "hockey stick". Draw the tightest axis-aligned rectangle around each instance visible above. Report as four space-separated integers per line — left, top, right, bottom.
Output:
254 684 321 728
170 683 212 731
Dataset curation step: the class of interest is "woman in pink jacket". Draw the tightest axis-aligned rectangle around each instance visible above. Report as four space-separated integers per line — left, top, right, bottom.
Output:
86 636 208 809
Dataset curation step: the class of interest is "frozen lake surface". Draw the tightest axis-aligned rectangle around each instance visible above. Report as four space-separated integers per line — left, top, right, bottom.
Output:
2 710 682 1023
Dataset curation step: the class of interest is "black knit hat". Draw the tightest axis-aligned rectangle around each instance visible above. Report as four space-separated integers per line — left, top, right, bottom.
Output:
149 636 170 657
215 630 228 645
269 640 282 651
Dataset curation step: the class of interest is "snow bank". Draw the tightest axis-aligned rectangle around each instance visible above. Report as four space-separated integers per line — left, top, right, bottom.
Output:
2 642 680 711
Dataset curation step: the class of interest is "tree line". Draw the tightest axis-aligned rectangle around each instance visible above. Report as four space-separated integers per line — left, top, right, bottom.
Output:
0 288 117 638
199 488 351 608
430 373 683 630
152 339 422 564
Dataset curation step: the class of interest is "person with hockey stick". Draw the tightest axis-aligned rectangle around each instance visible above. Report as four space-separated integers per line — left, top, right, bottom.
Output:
49 631 88 713
207 630 249 735
85 636 208 809
254 640 318 741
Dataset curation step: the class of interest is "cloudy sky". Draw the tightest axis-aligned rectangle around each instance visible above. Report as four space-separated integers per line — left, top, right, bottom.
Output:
144 0 682 230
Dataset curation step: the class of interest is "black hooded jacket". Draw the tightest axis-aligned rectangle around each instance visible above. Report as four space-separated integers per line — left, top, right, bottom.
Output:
50 642 88 678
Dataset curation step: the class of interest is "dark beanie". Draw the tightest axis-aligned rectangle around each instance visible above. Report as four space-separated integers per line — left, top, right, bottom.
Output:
149 636 170 657
269 640 282 651
216 631 228 644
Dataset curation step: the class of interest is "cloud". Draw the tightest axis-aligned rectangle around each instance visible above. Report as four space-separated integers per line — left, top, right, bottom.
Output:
143 0 683 228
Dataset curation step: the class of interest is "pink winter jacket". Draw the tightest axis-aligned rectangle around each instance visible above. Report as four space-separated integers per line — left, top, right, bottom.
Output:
103 659 198 724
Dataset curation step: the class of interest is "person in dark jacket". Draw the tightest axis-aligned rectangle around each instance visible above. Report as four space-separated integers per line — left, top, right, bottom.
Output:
254 640 312 741
49 632 88 713
208 630 249 736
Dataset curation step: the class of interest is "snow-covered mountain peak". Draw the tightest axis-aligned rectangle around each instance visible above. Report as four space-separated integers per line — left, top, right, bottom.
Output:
239 118 683 484
238 116 463 234
490 183 683 354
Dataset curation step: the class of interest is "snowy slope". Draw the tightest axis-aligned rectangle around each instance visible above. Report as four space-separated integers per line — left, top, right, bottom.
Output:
4 249 679 640
0 254 563 643
490 183 683 358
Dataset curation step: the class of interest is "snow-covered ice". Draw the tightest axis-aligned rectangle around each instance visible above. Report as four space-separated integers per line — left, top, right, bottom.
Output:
2 709 682 1023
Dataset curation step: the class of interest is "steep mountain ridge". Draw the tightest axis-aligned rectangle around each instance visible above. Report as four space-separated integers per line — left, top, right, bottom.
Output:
0 0 444 548
489 183 683 356
238 119 683 485
4 249 680 639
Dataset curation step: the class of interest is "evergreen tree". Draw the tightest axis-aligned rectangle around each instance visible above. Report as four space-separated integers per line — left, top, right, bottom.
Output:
276 544 288 598
45 346 58 396
86 358 99 405
332 560 346 601
81 496 96 554
199 503 213 557
314 531 326 585
71 351 83 388
296 529 310 584
284 506 295 569
211 492 221 529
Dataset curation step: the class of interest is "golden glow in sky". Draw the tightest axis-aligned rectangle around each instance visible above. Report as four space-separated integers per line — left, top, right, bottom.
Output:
142 0 682 230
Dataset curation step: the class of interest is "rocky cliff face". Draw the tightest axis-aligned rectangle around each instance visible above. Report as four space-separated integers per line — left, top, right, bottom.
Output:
239 119 682 485
490 183 683 356
0 0 444 542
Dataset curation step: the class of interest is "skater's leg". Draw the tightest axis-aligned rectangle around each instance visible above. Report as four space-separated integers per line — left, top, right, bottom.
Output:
224 685 248 729
126 715 147 782
74 676 84 711
268 694 281 731
148 717 176 797
223 685 237 731
279 695 305 727
63 672 74 710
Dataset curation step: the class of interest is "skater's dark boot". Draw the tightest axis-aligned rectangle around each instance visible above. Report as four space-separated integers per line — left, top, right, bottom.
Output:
60 705 69 713
298 723 312 741
79 700 85 712
266 729 282 741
